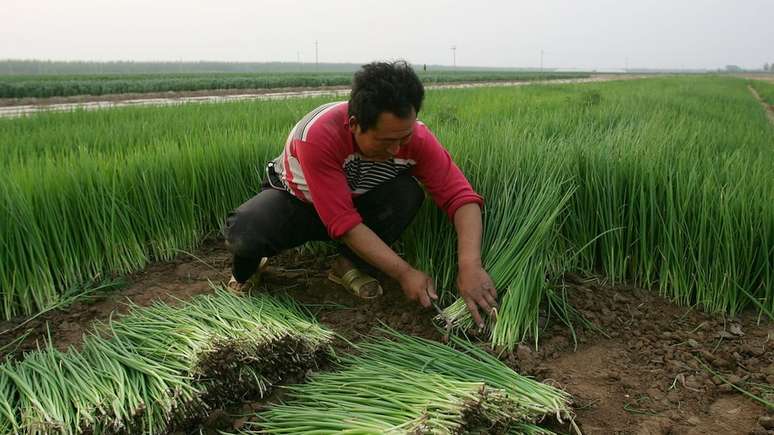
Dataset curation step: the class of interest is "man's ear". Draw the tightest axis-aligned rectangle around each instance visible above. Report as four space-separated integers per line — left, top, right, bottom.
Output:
348 116 359 133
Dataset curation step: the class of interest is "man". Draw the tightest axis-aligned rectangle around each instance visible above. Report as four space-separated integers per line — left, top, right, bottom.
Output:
223 60 496 326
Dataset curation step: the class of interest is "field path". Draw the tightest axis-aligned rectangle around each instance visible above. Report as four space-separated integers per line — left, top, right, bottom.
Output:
0 75 637 119
748 84 774 125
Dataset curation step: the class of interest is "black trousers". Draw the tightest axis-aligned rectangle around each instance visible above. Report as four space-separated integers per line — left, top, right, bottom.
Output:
223 172 425 282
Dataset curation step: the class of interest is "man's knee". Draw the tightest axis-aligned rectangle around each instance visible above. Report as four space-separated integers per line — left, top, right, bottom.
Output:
222 192 278 258
222 210 256 257
223 188 327 258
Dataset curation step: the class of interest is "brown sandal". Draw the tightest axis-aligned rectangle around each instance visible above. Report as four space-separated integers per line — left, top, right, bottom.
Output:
328 268 383 299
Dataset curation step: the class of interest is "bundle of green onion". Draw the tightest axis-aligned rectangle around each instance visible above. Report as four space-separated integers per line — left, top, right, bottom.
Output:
416 160 573 350
245 328 573 434
352 328 572 420
0 288 333 434
259 367 524 433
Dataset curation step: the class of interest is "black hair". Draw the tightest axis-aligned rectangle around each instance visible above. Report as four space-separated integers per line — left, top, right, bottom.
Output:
348 60 425 132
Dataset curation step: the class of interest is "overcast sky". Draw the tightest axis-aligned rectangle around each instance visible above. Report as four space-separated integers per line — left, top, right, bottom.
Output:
3 0 773 70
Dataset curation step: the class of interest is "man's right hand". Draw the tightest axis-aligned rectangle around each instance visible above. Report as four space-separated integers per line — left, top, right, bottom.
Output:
339 224 437 308
398 268 437 308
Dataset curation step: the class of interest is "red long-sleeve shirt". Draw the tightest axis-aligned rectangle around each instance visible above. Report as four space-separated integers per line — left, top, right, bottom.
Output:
272 101 483 238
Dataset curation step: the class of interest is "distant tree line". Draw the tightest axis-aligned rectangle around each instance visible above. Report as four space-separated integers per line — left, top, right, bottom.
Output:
0 60 362 75
0 60 537 76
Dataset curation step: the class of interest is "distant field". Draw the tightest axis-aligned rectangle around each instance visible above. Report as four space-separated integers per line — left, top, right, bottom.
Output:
0 71 589 99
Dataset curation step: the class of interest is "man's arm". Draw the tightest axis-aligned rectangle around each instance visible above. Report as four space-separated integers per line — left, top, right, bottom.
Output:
405 125 492 323
454 203 497 328
341 223 437 307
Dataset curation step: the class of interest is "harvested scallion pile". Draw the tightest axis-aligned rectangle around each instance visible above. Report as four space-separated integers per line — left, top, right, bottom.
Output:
243 328 573 434
352 328 572 420
0 288 333 434
256 367 523 434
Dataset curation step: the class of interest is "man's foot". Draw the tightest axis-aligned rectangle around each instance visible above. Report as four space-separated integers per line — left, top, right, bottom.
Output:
227 257 269 295
328 256 383 299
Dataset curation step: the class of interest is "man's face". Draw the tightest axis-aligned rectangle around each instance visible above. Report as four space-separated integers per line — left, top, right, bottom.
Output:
350 109 416 161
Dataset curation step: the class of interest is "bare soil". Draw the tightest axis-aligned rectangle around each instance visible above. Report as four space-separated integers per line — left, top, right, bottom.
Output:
736 74 774 83
1 238 772 435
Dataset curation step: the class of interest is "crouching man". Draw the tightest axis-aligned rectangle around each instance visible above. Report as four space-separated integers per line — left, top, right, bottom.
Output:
223 60 496 326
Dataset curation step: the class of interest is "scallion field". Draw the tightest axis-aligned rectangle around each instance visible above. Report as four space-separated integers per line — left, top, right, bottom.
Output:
0 74 772 433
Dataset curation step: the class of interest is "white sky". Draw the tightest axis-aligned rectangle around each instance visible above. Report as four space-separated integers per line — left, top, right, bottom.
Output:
2 0 773 70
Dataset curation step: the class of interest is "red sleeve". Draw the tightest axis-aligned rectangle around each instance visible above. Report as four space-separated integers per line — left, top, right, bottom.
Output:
293 138 362 239
409 124 484 219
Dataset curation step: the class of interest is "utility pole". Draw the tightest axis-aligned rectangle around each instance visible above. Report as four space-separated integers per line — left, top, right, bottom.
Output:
451 45 456 68
315 40 319 72
540 49 544 73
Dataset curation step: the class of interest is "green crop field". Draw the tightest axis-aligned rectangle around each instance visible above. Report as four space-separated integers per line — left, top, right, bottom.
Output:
0 71 589 99
1 75 771 344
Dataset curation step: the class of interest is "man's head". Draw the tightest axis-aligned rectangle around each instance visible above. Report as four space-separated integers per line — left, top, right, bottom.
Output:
348 60 425 161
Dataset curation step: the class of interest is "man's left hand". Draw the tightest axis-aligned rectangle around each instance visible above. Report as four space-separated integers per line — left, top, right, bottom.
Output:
456 263 497 328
